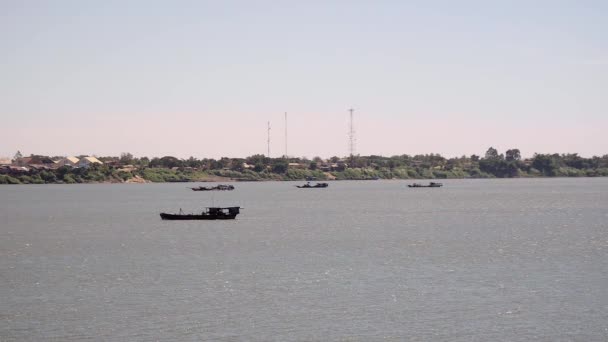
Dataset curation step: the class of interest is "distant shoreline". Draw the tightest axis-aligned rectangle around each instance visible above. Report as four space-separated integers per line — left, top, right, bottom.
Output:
2 150 607 184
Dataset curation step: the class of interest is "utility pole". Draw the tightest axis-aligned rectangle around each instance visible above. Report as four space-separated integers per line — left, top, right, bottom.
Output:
267 121 271 158
348 108 356 165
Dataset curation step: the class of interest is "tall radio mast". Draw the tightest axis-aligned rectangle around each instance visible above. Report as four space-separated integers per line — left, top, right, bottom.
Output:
348 108 356 163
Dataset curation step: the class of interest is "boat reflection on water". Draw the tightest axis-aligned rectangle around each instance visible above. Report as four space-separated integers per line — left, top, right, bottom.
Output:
296 182 329 189
408 182 443 188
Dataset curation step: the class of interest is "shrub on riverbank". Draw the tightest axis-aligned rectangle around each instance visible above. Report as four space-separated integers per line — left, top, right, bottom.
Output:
0 175 21 184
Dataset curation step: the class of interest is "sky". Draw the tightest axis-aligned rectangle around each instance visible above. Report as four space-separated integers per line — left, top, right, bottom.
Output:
1 0 607 159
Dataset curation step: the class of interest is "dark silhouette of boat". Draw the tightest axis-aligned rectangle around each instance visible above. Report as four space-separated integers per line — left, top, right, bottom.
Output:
190 184 235 191
408 182 443 188
160 207 241 220
296 182 328 188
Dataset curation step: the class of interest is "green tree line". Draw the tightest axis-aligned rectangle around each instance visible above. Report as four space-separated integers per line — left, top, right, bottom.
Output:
2 148 607 184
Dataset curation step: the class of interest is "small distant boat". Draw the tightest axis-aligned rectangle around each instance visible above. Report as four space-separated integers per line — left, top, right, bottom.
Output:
160 207 242 220
408 182 443 188
190 184 235 191
296 182 329 189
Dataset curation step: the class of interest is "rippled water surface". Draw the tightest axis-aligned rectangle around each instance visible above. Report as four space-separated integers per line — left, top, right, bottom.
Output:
1 179 608 341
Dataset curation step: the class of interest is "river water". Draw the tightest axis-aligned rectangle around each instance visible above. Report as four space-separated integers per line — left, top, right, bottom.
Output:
1 178 608 341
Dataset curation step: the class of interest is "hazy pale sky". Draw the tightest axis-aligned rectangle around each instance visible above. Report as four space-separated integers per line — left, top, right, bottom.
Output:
1 0 607 159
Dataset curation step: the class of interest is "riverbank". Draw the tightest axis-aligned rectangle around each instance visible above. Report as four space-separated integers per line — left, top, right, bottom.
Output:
4 148 607 184
1 165 607 185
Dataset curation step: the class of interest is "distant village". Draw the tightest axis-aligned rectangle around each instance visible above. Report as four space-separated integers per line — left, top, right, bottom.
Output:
1 148 607 184
0 153 350 176
0 152 356 184
1 155 104 173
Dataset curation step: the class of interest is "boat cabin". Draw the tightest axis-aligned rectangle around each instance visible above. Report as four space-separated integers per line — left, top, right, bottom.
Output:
207 207 240 215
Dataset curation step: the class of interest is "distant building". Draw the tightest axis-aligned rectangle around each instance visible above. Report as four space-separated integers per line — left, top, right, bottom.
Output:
14 157 32 166
2 166 29 174
12 156 58 166
288 163 306 169
104 159 121 167
318 164 332 172
331 163 347 172
28 165 52 171
57 157 80 167
117 165 137 172
0 158 11 166
39 157 56 165
78 156 102 168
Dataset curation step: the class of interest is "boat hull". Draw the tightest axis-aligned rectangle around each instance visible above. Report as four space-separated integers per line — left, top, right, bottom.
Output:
160 213 237 220
190 186 234 191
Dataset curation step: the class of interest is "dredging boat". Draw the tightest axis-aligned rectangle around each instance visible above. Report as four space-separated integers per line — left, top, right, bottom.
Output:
160 207 242 220
296 182 329 189
190 184 235 191
408 182 443 188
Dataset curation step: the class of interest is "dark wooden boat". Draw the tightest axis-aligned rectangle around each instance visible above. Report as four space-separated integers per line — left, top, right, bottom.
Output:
160 207 241 220
296 182 329 188
408 182 443 188
190 184 235 191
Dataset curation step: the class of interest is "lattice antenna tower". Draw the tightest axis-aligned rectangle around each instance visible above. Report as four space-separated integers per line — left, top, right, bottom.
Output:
348 108 356 162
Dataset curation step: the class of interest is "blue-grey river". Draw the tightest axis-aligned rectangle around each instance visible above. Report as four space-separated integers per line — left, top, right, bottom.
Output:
1 178 608 341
